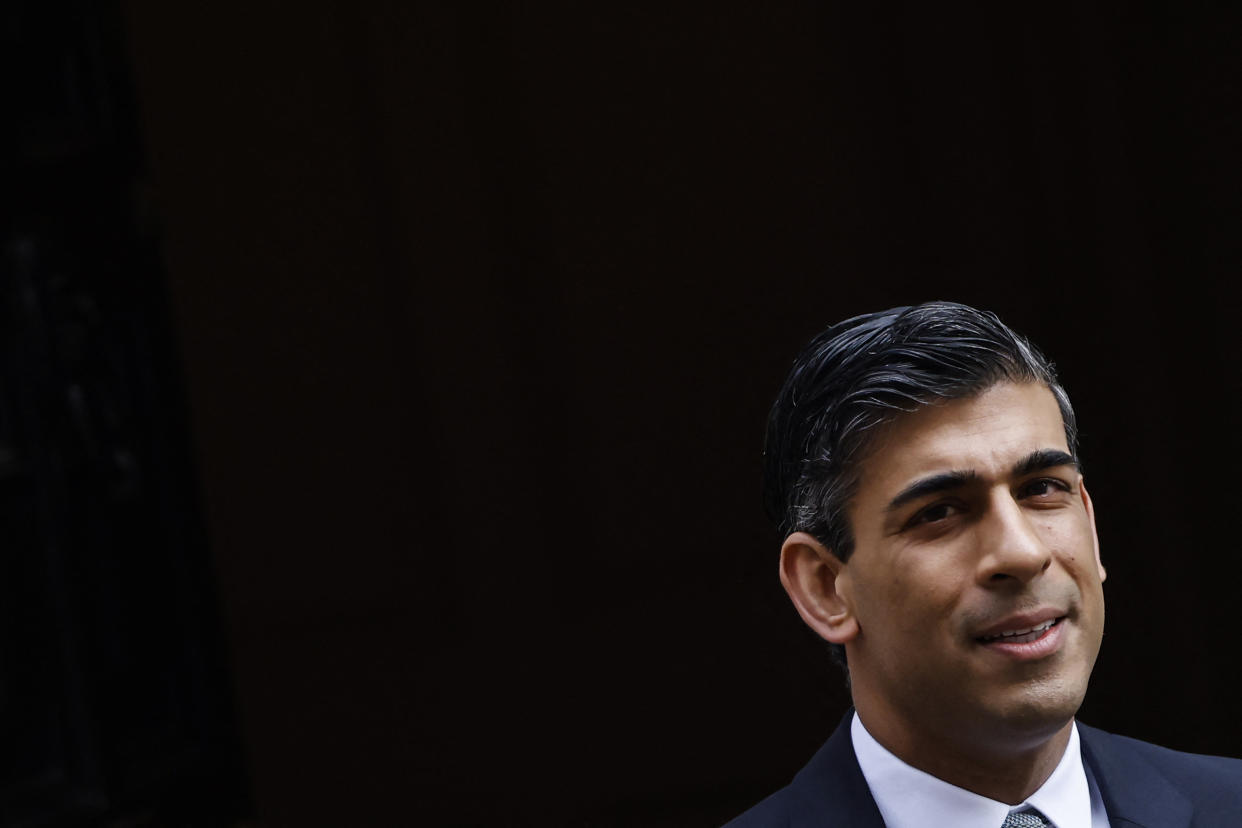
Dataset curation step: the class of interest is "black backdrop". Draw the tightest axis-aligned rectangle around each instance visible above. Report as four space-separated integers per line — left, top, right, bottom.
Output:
107 1 1242 824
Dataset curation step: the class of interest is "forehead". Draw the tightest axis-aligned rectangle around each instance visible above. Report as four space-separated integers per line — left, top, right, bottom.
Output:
856 382 1069 492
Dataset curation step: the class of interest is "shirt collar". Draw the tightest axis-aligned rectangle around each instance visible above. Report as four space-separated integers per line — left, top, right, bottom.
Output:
851 712 1093 828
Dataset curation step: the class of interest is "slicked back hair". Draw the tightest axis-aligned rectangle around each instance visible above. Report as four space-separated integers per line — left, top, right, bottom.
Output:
763 302 1077 666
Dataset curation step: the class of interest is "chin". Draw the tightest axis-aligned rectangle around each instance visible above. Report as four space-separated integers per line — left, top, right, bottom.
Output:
983 678 1090 743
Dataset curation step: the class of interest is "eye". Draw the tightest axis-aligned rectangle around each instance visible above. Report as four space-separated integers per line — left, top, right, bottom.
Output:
1018 478 1071 500
908 501 961 527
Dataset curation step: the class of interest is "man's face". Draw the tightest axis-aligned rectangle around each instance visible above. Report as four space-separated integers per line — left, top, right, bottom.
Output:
839 381 1105 757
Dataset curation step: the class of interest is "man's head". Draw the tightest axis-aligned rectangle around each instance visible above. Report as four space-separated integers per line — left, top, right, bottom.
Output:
765 302 1106 763
764 303 1078 566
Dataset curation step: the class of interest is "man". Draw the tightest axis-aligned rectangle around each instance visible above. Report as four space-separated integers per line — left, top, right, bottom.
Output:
727 302 1242 827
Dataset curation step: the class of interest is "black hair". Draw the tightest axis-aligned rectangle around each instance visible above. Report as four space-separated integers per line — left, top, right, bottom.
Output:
762 302 1077 666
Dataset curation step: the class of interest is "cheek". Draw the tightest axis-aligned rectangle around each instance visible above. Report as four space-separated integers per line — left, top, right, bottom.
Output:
1046 520 1098 570
865 564 958 629
851 569 914 631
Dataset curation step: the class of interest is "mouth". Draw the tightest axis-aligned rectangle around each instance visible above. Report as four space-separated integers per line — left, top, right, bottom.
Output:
976 616 1064 645
968 618 1068 665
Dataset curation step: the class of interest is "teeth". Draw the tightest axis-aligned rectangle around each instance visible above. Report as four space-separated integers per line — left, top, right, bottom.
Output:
985 618 1056 641
1002 620 1053 637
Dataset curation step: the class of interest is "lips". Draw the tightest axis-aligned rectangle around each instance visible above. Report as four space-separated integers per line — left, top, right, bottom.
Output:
974 610 1067 644
977 617 1062 644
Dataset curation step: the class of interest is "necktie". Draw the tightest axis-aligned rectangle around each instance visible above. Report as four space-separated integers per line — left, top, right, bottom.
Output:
1001 808 1051 827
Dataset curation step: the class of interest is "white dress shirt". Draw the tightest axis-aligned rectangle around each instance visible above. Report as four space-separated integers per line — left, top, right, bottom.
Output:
851 713 1110 828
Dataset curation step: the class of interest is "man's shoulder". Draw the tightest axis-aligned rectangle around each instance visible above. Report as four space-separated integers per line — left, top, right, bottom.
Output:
1080 720 1242 776
723 774 874 828
1078 721 1242 810
721 714 885 828
721 784 804 828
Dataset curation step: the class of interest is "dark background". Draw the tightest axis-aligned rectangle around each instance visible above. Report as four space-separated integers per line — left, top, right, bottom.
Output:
5 2 1242 825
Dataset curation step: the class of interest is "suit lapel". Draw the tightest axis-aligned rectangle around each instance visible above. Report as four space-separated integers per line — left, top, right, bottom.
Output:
786 712 887 828
1078 723 1192 828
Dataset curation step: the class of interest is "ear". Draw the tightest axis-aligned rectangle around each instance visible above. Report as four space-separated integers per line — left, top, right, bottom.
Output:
779 531 859 644
1080 481 1105 582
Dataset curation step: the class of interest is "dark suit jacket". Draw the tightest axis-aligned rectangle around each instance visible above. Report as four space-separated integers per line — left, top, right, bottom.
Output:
725 714 1242 827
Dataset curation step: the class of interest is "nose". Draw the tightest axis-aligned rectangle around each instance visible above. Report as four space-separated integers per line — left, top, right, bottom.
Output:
976 490 1052 585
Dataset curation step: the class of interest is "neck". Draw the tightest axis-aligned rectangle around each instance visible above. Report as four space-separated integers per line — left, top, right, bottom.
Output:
854 701 1074 805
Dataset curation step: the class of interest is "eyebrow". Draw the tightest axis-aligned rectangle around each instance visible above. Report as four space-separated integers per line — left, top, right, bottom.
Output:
886 470 979 513
885 448 1080 513
1013 448 1080 477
